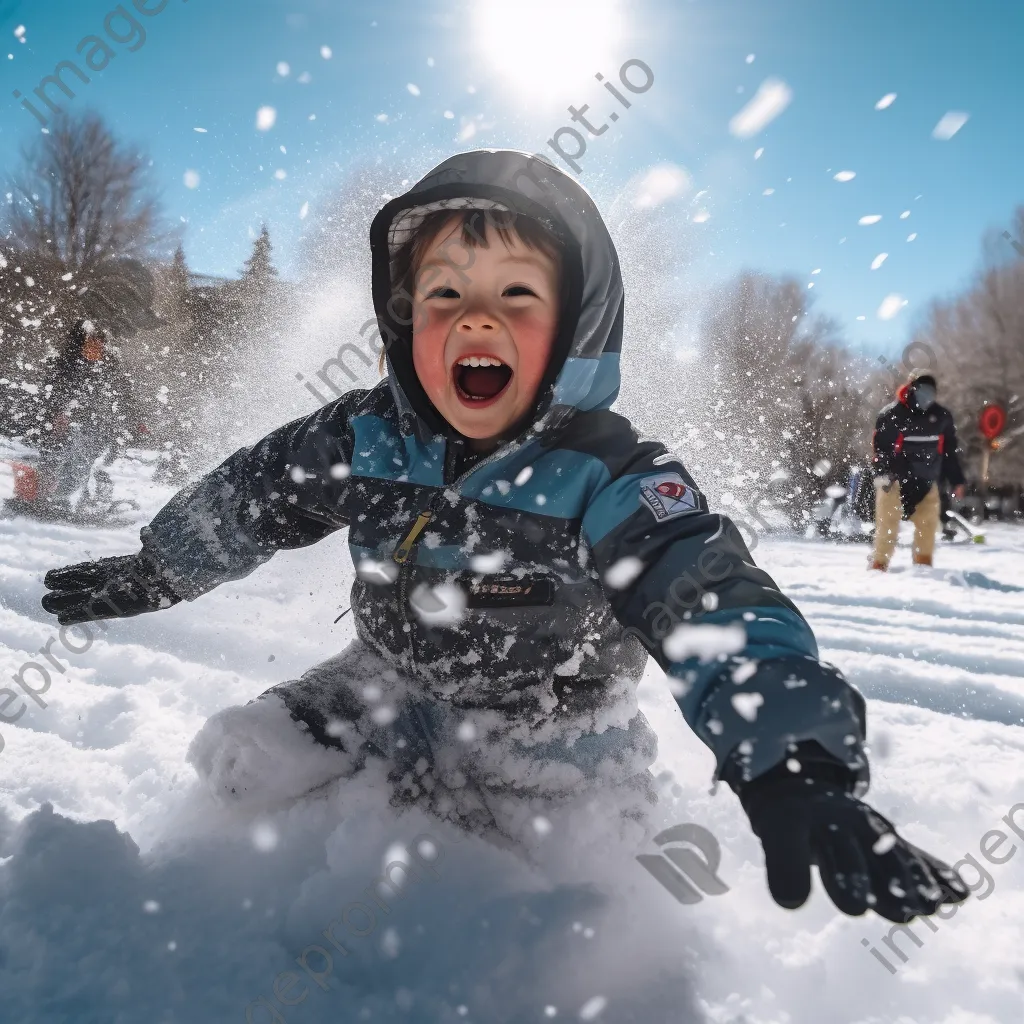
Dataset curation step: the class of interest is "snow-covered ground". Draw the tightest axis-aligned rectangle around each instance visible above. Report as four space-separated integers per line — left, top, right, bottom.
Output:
1 452 1022 1024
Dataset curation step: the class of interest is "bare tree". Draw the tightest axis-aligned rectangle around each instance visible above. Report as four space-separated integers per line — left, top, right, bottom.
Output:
5 110 167 275
671 271 874 523
915 210 1024 486
0 111 170 437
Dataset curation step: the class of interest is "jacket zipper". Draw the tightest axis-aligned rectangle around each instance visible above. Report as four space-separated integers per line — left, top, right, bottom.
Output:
394 511 433 564
391 435 524 669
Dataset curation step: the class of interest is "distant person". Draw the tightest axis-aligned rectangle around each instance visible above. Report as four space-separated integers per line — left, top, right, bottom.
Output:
33 319 147 513
870 370 965 570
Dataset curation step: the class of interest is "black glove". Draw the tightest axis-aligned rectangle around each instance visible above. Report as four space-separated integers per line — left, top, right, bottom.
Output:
728 743 969 923
41 551 183 625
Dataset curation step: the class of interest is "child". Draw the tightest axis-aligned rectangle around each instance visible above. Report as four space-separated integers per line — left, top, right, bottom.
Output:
42 150 967 923
12 319 146 518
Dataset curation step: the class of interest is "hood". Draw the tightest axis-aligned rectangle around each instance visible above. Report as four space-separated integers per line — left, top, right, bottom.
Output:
897 368 938 408
369 149 624 444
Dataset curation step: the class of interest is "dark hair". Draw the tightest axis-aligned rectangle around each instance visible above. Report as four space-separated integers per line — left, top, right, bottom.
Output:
380 207 563 374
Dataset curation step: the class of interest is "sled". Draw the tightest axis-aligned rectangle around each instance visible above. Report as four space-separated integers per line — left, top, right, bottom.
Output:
808 483 874 544
944 509 985 544
0 451 141 529
0 494 141 529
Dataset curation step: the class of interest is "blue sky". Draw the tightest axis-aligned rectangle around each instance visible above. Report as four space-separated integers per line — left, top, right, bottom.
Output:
1 0 1021 356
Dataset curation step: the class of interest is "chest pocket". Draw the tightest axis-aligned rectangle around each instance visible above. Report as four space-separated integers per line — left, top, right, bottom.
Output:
899 434 942 480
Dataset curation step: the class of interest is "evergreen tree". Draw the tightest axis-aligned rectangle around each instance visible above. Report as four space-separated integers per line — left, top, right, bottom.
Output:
239 225 278 295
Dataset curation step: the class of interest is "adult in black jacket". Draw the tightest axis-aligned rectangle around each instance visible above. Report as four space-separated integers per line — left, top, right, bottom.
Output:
871 370 965 570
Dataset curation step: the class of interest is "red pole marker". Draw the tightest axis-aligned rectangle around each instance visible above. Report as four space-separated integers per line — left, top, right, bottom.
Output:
978 404 1006 441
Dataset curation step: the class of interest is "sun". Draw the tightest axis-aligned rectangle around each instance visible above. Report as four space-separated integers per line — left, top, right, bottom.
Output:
472 0 625 101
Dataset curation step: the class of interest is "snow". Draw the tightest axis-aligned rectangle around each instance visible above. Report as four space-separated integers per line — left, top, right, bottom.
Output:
604 556 645 590
875 93 898 110
933 112 970 140
728 78 793 138
0 456 1023 1022
833 171 856 182
632 165 692 209
255 107 277 131
878 294 909 320
663 622 747 662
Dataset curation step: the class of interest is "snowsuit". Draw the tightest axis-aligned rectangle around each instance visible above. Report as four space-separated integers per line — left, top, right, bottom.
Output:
142 151 868 833
871 382 964 568
37 332 145 504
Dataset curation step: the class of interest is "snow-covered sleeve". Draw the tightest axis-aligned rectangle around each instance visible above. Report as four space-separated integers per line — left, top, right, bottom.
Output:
139 391 366 601
575 413 868 789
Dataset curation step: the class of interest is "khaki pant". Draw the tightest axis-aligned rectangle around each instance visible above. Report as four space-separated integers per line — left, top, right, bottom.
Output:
873 482 940 568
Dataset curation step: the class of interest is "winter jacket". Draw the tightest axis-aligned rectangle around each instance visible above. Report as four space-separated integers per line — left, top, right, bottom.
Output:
41 335 145 451
140 150 868 788
873 384 965 516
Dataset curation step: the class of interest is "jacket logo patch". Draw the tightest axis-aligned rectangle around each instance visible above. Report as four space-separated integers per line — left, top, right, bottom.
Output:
465 576 555 608
639 473 700 522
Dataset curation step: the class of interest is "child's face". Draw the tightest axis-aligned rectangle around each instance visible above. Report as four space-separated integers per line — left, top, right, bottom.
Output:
411 217 560 445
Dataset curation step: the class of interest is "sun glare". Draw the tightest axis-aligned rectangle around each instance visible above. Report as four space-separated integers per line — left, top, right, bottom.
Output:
473 0 624 100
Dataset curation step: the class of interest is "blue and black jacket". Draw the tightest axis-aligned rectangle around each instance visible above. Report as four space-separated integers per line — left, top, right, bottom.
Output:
142 150 868 787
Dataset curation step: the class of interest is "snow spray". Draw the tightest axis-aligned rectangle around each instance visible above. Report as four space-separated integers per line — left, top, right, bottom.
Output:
243 829 459 1022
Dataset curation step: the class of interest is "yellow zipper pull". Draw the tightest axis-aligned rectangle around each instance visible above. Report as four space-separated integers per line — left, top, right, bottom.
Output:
393 511 433 564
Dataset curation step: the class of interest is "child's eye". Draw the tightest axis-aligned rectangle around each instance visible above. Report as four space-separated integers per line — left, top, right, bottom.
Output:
425 286 460 299
503 285 537 297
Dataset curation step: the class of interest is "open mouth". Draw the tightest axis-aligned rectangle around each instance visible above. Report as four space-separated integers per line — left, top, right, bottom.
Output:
452 355 513 406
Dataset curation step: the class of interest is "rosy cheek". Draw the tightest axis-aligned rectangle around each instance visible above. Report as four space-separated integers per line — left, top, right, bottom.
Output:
412 310 451 397
507 310 556 390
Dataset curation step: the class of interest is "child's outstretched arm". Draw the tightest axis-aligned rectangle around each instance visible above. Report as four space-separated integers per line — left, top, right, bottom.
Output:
41 390 368 626
577 411 968 921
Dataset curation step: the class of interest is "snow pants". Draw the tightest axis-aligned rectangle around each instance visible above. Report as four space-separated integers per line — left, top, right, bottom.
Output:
873 482 940 568
188 641 658 838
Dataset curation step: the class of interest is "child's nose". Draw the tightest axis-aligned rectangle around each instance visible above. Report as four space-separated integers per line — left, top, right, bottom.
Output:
457 312 497 333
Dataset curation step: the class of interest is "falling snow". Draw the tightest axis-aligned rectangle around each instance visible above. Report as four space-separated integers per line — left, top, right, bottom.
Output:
877 293 908 320
932 111 969 140
255 106 277 131
729 78 793 138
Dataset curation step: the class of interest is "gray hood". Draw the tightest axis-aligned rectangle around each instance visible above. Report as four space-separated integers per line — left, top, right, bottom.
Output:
368 149 625 443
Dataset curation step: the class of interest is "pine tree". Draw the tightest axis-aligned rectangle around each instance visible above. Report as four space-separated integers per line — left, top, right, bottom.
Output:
239 225 278 294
